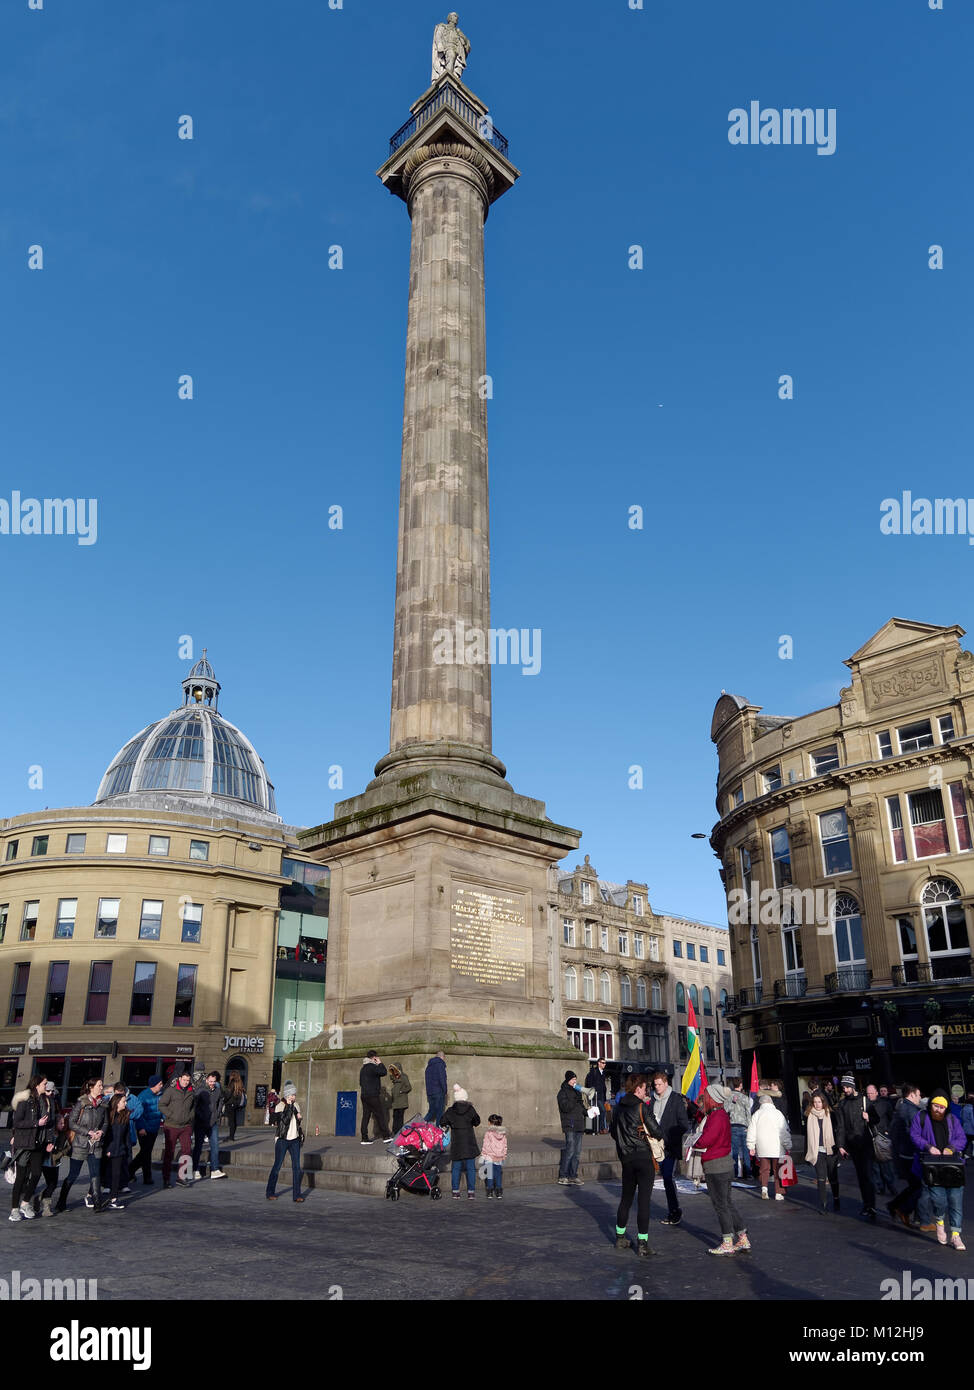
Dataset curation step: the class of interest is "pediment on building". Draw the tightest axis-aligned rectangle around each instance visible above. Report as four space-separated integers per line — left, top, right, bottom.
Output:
845 618 965 669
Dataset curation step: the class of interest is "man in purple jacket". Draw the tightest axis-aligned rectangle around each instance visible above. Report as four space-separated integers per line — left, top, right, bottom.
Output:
910 1093 967 1250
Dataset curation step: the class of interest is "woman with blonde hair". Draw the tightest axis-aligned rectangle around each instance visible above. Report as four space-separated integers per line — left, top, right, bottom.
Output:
805 1089 840 1214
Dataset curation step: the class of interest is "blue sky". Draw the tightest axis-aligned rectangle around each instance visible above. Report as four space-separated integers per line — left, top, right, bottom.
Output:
1 0 969 926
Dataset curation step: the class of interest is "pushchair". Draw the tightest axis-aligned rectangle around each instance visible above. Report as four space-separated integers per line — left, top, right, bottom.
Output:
385 1117 446 1201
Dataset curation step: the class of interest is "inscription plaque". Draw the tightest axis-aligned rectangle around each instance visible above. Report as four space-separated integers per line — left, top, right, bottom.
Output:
450 884 527 997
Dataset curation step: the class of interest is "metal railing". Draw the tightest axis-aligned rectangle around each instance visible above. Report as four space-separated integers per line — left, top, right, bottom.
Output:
824 967 873 994
892 956 973 985
390 83 509 157
774 974 808 1000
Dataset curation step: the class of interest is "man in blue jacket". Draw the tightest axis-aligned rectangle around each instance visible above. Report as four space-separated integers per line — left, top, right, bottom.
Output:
424 1051 448 1124
129 1075 164 1186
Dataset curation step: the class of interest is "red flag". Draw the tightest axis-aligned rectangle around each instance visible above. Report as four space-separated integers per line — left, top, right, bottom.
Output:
749 1053 759 1094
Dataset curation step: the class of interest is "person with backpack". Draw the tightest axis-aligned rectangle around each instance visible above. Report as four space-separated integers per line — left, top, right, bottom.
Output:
610 1073 664 1258
265 1082 305 1202
55 1078 108 1214
8 1076 55 1222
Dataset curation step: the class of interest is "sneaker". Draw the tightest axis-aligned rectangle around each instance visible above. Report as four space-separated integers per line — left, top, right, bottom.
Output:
120 1186 132 1195
659 1212 682 1226
760 1188 769 1200
84 1194 94 1209
774 1193 785 1202
495 1192 503 1200
452 1192 461 1199
193 1171 203 1182
107 1199 125 1211
733 1231 751 1251
209 1170 226 1180
382 1138 394 1144
918 1222 938 1232
468 1192 476 1200
708 1240 737 1256
19 1202 35 1220
8 1209 22 1222
937 1223 949 1245
556 1178 570 1186
485 1190 493 1200
360 1141 374 1146
568 1178 585 1186
951 1232 966 1251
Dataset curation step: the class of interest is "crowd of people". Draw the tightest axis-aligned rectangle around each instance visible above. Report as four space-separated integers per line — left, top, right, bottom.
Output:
5 1067 245 1218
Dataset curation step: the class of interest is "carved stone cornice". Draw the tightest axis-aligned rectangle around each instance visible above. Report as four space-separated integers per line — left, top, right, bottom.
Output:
788 820 812 848
402 140 495 203
847 800 878 832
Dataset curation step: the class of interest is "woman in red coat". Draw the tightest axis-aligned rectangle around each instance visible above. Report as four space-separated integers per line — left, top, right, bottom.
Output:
693 1083 750 1256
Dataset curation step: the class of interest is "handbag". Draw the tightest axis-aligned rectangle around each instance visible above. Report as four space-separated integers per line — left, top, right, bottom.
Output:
637 1104 664 1167
778 1154 797 1187
870 1127 893 1164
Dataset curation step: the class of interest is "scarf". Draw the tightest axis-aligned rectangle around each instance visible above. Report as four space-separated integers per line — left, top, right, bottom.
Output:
652 1086 672 1124
804 1109 836 1163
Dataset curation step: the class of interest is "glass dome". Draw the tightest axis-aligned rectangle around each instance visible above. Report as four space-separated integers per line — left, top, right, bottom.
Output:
94 655 278 818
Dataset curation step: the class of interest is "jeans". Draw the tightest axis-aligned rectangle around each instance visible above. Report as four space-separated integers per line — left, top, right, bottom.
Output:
927 1183 964 1232
266 1138 303 1200
730 1125 749 1178
559 1129 583 1180
425 1093 446 1124
595 1102 608 1133
57 1155 101 1209
483 1160 504 1193
451 1158 476 1192
360 1095 389 1141
193 1123 221 1172
813 1153 840 1205
10 1150 46 1207
162 1124 193 1184
129 1129 159 1183
870 1158 896 1194
705 1168 745 1238
616 1154 654 1235
659 1155 681 1215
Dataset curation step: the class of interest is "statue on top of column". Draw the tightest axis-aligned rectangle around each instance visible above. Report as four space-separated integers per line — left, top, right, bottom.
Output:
432 13 470 84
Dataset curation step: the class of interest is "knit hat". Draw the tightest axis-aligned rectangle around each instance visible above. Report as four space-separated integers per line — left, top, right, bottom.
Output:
282 1082 297 1099
951 1085 965 1100
931 1095 950 1109
840 1074 855 1087
564 1070 577 1083
148 1074 162 1087
706 1083 731 1106
453 1085 468 1102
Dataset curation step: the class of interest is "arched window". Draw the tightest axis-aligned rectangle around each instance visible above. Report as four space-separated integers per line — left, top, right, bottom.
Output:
833 892 865 966
582 968 595 1002
620 974 632 1007
720 987 729 1011
651 978 662 1011
703 986 712 1016
600 970 612 1004
564 965 577 1000
676 983 686 1014
689 984 699 1013
921 877 970 971
636 977 647 1009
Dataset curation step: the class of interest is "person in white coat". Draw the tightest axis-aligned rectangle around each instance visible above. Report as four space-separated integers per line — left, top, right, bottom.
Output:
746 1093 791 1201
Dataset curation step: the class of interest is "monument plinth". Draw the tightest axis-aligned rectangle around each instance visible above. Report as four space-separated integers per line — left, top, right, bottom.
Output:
294 17 584 1133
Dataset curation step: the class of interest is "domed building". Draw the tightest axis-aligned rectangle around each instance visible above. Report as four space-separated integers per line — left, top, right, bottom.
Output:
0 657 328 1121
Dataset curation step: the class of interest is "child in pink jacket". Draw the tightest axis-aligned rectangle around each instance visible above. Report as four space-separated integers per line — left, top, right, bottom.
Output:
482 1114 507 1200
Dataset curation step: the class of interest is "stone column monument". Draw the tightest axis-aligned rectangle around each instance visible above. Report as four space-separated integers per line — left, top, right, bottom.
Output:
294 17 585 1133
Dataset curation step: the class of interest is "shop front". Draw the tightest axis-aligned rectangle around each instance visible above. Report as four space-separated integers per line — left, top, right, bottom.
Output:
886 994 974 1098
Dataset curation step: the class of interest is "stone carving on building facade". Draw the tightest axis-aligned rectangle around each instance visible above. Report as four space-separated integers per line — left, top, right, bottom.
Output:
839 685 858 720
788 820 812 848
957 650 974 685
864 656 945 711
432 13 471 83
847 800 878 832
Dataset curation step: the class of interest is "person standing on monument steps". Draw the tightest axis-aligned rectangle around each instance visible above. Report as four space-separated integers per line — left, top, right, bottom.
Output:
557 1071 588 1187
359 1050 391 1145
424 1051 448 1125
441 1084 481 1199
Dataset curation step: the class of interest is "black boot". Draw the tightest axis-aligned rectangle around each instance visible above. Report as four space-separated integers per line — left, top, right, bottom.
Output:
55 1185 70 1214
